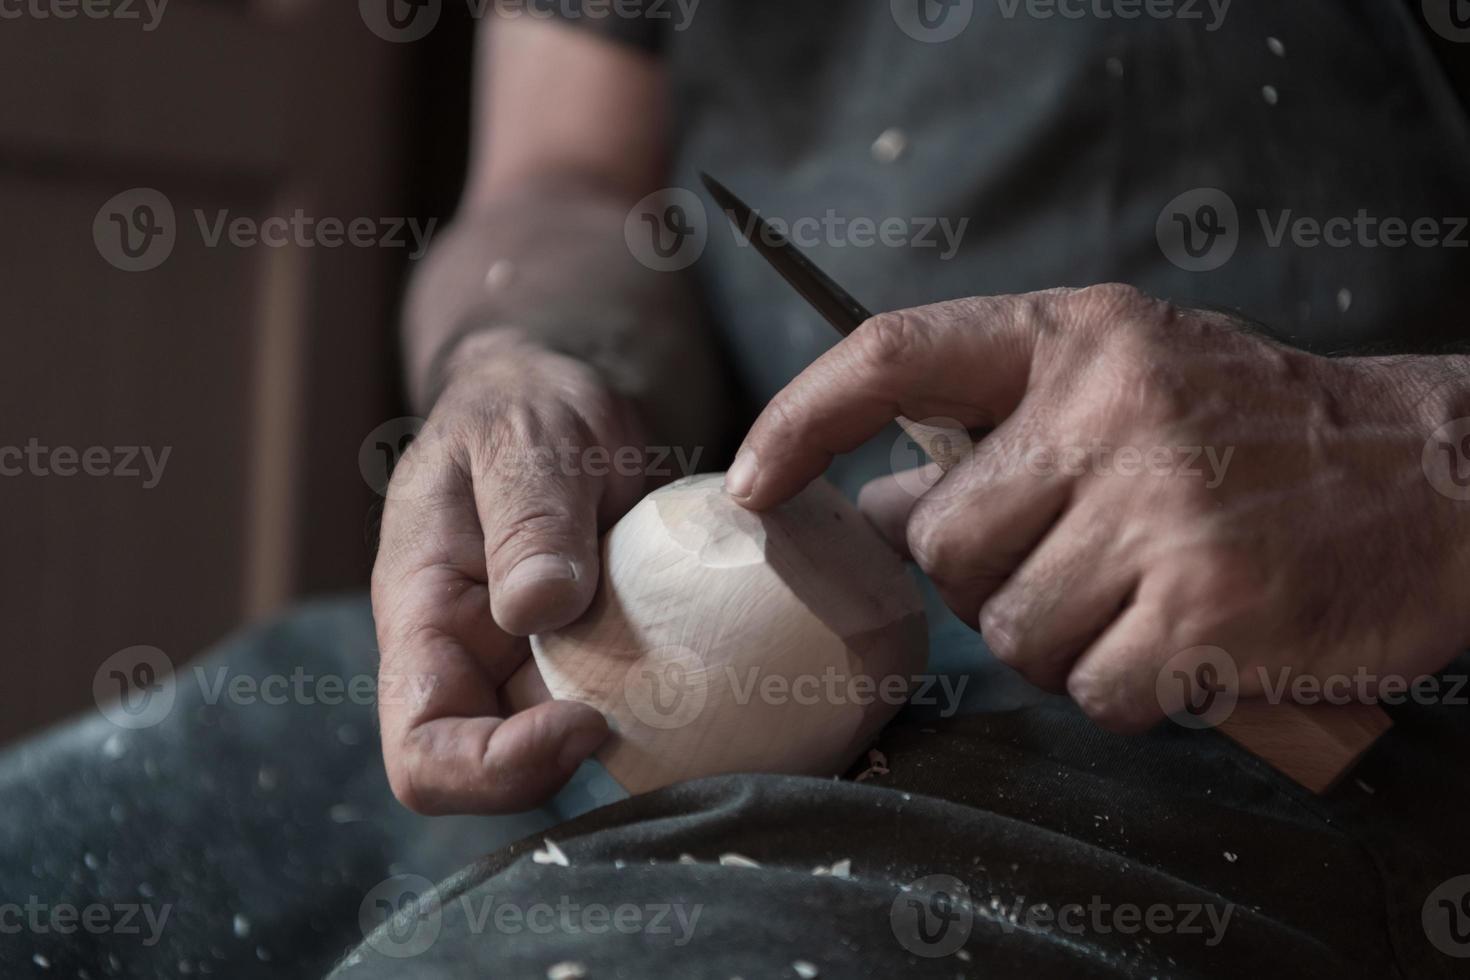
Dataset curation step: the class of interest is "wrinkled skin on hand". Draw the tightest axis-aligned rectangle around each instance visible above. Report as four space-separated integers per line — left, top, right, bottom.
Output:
730 284 1470 733
371 330 647 814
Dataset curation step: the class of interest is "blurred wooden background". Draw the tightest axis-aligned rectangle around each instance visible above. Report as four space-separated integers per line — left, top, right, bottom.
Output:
0 0 473 744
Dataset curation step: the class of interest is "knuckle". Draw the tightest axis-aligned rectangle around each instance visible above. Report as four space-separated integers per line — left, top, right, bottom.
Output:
1067 673 1145 734
1068 646 1165 735
855 311 928 370
978 599 1023 663
384 755 435 816
488 508 581 561
755 393 805 445
904 501 959 578
1172 548 1261 635
1072 282 1149 318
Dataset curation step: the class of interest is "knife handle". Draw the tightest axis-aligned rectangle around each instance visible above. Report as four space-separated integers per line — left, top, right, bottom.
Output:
896 416 971 471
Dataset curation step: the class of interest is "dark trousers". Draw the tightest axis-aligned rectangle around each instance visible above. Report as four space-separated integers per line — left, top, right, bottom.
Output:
4 598 1467 978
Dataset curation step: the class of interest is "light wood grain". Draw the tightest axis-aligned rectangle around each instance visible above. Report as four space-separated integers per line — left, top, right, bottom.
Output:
1217 701 1393 794
506 474 928 795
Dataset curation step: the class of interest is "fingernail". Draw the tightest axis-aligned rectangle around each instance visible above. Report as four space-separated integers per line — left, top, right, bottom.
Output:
502 554 578 595
558 726 606 771
725 449 759 499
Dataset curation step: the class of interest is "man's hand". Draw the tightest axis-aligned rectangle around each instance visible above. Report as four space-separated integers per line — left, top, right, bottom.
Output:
371 330 647 814
726 284 1470 733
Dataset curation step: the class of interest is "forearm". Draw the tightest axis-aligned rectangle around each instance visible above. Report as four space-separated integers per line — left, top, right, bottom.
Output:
403 185 730 455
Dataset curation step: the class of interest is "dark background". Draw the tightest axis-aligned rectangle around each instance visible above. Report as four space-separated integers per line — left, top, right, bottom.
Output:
0 2 475 744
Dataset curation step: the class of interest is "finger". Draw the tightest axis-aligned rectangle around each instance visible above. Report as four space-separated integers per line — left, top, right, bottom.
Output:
473 402 608 637
904 421 1073 627
978 497 1140 693
374 454 609 814
856 464 942 557
388 701 609 816
1064 601 1172 735
728 293 1055 510
376 584 610 814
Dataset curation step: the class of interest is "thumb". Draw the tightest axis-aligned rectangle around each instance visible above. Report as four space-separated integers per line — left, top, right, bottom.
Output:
474 436 607 638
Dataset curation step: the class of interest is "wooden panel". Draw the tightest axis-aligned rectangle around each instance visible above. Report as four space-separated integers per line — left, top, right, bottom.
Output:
0 0 416 743
0 174 263 739
0 7 287 174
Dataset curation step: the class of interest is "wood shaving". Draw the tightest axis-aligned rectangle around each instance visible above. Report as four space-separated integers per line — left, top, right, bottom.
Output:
719 853 761 869
532 839 570 867
812 859 851 879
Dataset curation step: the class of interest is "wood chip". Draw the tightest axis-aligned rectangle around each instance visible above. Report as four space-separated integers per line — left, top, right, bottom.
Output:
719 853 761 869
792 961 819 978
812 859 852 879
533 839 570 867
547 962 587 980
